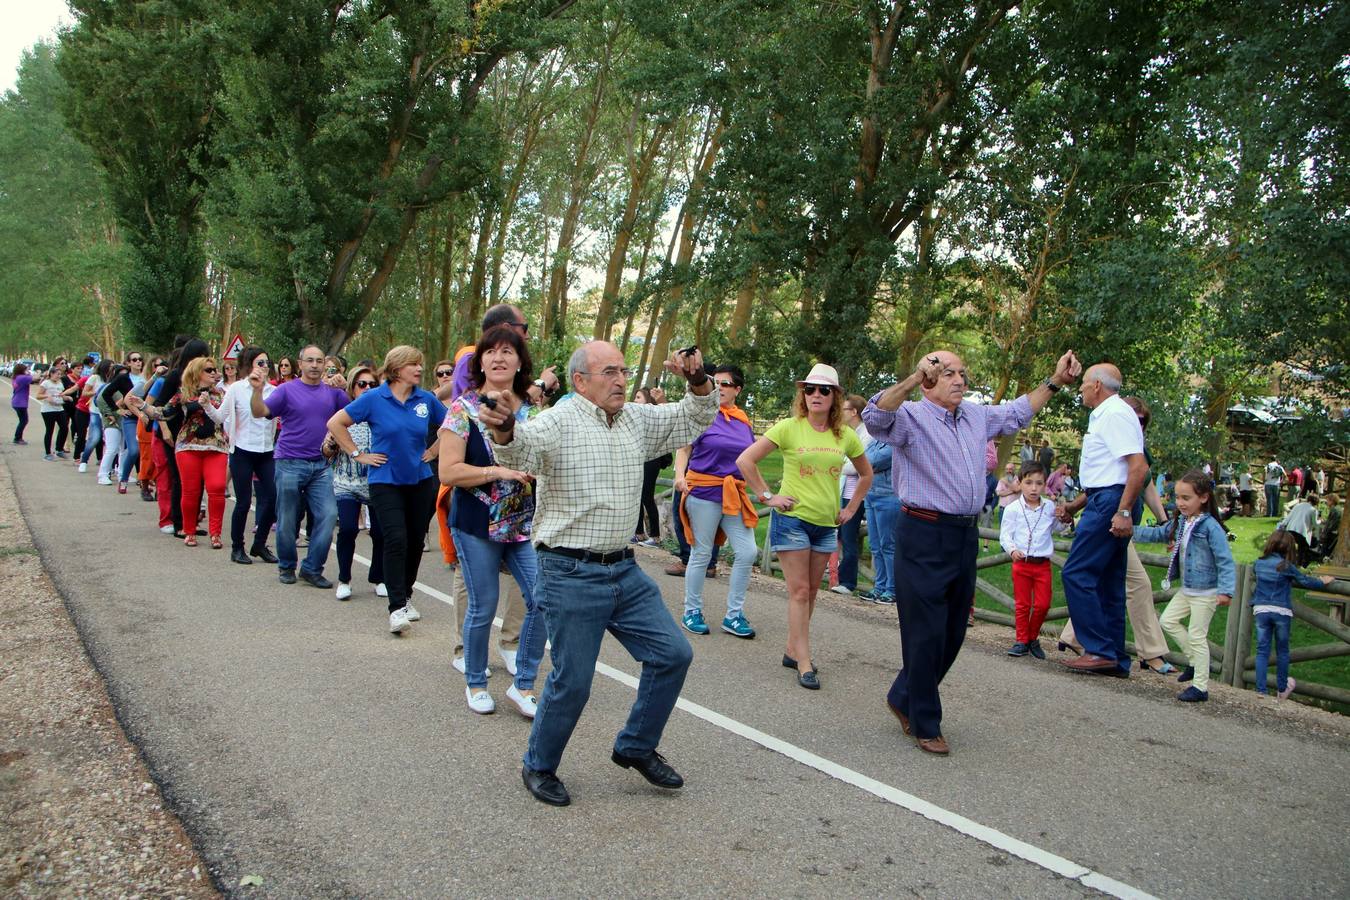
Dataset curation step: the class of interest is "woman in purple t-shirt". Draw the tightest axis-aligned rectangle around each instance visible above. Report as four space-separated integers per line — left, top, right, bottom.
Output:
674 364 760 640
10 363 34 444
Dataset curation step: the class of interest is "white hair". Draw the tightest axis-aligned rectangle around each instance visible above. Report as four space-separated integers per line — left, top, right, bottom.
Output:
567 344 591 386
1093 371 1122 392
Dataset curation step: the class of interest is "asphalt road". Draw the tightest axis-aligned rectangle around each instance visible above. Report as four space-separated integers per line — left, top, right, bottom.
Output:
4 399 1348 898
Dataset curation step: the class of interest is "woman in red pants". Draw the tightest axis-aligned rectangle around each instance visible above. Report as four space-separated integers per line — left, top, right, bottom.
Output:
131 355 229 548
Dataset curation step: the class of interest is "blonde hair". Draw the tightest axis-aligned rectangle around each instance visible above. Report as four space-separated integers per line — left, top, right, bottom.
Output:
792 385 844 438
182 357 217 395
379 345 424 384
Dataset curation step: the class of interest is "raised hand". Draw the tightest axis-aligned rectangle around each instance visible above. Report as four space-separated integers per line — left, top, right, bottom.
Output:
916 355 944 389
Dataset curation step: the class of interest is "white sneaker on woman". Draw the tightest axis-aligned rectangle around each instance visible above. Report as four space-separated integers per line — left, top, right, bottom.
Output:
375 582 388 597
499 648 518 676
335 583 352 601
405 603 421 621
465 687 495 714
389 608 412 634
505 685 537 719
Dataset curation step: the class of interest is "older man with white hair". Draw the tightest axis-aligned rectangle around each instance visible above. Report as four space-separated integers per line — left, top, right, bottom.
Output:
1057 363 1149 677
478 340 717 806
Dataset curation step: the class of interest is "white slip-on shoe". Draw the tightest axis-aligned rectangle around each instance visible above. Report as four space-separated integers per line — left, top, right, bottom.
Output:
78 462 88 473
405 603 421 622
505 685 537 719
465 687 496 715
375 583 388 597
499 648 519 676
389 608 412 634
159 524 176 534
335 583 352 601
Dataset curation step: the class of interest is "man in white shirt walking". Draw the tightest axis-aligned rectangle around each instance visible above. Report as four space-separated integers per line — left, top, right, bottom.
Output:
1057 364 1148 676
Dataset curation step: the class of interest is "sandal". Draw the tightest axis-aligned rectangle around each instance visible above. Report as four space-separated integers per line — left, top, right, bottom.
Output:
209 535 223 550
183 535 198 547
1142 659 1177 675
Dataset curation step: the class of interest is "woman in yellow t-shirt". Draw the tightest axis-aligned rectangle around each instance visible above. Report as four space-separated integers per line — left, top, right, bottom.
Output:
737 364 871 690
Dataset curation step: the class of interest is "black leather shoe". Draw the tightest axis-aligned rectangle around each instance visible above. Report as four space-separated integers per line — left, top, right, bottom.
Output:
522 767 570 806
798 669 821 690
230 548 253 565
782 654 818 673
611 749 684 789
250 544 278 564
278 568 297 585
300 571 334 589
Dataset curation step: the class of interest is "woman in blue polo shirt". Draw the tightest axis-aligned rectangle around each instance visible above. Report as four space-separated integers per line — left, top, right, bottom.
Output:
328 345 447 636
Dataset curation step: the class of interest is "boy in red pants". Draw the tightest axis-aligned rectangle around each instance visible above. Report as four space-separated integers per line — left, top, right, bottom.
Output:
999 463 1064 658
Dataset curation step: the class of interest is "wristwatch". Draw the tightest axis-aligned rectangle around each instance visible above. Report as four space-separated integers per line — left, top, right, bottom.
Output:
533 379 547 393
1115 509 1130 518
349 449 361 460
760 490 774 502
1042 378 1061 393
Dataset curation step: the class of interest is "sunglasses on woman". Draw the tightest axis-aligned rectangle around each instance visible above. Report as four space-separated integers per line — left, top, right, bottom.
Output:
203 367 217 374
435 369 453 378
801 384 833 396
354 379 378 389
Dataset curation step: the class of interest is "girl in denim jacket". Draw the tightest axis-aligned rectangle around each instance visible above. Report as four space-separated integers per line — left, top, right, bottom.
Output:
1250 531 1334 700
1134 470 1235 702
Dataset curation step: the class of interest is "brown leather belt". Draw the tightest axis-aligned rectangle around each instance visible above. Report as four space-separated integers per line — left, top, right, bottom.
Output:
902 506 978 527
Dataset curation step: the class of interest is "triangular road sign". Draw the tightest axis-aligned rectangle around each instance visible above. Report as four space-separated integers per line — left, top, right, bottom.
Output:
223 334 245 360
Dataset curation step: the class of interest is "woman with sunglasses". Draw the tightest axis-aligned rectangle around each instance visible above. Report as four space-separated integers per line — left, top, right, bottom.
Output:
438 325 545 717
674 364 759 639
273 356 296 384
221 347 281 565
129 354 228 547
737 364 872 690
325 366 385 601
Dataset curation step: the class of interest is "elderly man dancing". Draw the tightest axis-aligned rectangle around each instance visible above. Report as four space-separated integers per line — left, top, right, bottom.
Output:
863 349 1081 755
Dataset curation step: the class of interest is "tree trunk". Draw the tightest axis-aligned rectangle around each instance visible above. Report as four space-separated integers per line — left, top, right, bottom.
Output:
728 266 758 347
437 202 457 361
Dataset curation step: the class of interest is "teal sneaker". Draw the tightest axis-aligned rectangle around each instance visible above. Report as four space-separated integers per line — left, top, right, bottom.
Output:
681 610 710 635
721 614 756 639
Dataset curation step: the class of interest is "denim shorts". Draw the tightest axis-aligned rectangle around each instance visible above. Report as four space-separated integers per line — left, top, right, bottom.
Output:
769 511 838 554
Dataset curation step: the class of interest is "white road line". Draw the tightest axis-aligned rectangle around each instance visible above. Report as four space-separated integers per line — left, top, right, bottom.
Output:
255 503 1154 898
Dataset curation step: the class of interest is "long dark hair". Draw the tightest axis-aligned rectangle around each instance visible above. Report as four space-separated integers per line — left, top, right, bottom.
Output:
470 325 532 399
1261 530 1299 571
1169 468 1223 536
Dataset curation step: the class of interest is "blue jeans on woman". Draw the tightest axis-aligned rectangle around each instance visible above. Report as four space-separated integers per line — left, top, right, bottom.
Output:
864 491 900 598
524 551 692 775
118 416 141 483
683 494 757 620
79 410 103 465
1253 612 1293 694
452 528 544 693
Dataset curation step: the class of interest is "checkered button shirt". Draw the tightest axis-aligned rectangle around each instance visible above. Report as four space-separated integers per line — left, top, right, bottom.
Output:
491 387 719 552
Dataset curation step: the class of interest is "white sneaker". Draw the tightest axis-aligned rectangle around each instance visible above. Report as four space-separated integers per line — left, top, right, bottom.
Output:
335 583 352 601
498 648 519 676
405 603 421 622
452 657 491 678
160 524 176 534
389 608 412 634
78 462 88 473
375 583 388 597
465 686 495 715
97 476 113 486
829 585 854 595
505 684 537 718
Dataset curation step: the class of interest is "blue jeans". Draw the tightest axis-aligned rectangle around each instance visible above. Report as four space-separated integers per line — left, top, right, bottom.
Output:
1061 486 1130 673
682 494 757 619
80 410 103 464
768 511 837 554
1264 483 1281 518
118 416 141 482
1253 612 1292 693
524 552 693 774
673 494 719 568
865 492 900 597
837 497 864 590
452 528 545 692
274 458 337 576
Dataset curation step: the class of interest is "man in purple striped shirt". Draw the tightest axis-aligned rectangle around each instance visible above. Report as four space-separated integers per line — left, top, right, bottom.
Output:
863 349 1081 755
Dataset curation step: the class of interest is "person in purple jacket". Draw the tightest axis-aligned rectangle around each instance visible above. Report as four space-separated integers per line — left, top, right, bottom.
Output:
674 364 759 639
10 362 34 444
248 345 349 587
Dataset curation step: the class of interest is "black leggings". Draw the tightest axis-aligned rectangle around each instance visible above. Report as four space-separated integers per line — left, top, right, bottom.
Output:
42 411 68 455
367 477 438 612
336 495 384 586
13 407 28 442
72 408 90 461
639 458 664 537
229 448 277 552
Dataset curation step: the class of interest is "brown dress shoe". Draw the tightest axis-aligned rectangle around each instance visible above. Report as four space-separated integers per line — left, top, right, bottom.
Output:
917 735 950 755
664 562 687 576
1061 654 1118 673
886 700 911 736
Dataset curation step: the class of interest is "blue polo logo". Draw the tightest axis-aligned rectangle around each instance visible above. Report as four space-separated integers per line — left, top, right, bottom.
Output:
414 402 429 418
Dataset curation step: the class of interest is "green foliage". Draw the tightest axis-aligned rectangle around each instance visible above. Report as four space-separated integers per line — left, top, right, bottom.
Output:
0 42 124 356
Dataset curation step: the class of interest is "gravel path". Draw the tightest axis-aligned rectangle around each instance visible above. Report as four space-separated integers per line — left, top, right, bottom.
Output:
0 456 216 897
